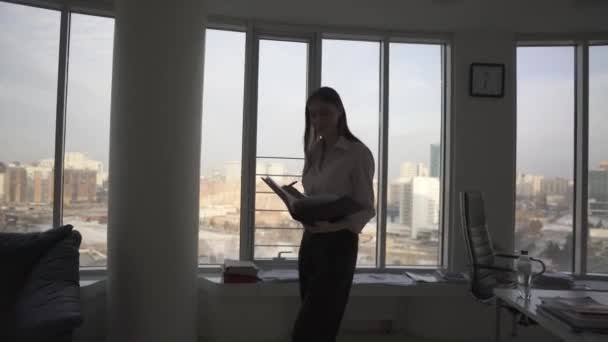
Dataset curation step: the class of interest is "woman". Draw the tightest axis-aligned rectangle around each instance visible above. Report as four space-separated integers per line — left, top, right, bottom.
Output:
292 87 376 342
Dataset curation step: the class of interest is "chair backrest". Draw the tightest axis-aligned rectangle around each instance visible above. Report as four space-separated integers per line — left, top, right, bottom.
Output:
460 191 497 300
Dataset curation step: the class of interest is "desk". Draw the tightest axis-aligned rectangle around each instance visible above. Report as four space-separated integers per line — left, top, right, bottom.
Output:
494 288 608 342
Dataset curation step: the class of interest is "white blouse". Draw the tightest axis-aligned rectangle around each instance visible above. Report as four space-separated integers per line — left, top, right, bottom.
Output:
302 136 376 234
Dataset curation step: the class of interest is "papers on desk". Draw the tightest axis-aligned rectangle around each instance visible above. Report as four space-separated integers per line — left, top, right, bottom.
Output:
258 269 299 282
574 280 608 292
353 273 415 286
538 296 608 333
405 271 443 283
405 270 469 283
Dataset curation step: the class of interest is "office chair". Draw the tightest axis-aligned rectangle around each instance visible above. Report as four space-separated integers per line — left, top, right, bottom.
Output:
460 191 544 337
460 191 520 301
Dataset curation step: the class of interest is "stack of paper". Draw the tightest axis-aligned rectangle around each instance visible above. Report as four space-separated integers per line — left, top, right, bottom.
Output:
353 273 415 286
258 269 299 282
538 296 608 333
405 271 443 283
435 269 469 283
222 259 259 283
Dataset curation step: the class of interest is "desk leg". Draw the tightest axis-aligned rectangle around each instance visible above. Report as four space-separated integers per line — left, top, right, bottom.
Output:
495 298 502 342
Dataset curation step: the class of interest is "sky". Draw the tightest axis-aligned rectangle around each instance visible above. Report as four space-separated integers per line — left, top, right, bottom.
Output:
1 2 607 183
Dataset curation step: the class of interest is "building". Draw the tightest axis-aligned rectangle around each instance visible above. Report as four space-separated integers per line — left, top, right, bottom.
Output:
589 170 608 202
63 152 105 186
430 144 440 178
589 199 608 217
26 165 54 204
63 169 97 204
541 177 569 196
599 160 608 171
516 173 544 197
5 164 27 204
0 162 6 202
400 162 428 179
399 176 440 239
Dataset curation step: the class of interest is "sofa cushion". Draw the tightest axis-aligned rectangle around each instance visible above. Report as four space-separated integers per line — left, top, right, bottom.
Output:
15 231 83 338
0 225 73 333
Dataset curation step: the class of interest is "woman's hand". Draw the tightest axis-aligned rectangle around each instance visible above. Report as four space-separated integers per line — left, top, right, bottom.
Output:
305 221 344 234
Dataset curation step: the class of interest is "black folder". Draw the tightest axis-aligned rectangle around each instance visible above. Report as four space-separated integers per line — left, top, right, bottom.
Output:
261 176 365 224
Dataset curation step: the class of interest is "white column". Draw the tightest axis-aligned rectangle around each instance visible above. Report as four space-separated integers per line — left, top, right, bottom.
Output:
107 0 206 341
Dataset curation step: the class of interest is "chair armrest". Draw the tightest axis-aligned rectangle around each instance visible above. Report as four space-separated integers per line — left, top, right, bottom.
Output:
495 253 519 259
475 264 516 273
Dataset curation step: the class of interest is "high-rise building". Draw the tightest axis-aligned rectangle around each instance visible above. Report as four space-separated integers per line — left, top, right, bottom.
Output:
64 152 105 186
6 164 27 204
0 162 6 202
516 173 544 197
389 177 409 207
63 169 97 204
430 144 440 178
26 165 54 204
399 176 440 239
400 162 428 179
589 170 608 202
541 177 569 196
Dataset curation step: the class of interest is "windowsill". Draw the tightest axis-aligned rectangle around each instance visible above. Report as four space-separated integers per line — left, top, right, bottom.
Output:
199 275 469 297
78 268 468 298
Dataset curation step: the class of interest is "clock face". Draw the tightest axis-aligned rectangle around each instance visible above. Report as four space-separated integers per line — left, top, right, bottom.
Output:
471 64 503 97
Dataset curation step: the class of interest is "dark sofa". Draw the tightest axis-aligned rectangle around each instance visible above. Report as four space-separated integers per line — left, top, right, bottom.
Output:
0 225 83 342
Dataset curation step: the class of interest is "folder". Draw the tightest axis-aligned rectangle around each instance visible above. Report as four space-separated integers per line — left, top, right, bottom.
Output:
261 176 365 224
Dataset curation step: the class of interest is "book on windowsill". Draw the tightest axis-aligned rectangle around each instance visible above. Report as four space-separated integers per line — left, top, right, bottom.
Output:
260 176 365 225
222 259 260 283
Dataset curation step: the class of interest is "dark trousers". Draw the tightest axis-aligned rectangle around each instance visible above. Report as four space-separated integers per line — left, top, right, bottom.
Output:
292 229 358 342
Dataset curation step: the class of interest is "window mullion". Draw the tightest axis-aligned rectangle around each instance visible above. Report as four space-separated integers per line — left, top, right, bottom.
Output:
239 22 258 261
377 38 389 269
52 9 70 227
574 42 589 276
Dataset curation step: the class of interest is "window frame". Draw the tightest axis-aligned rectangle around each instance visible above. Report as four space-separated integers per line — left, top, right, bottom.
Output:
515 37 608 279
243 26 450 270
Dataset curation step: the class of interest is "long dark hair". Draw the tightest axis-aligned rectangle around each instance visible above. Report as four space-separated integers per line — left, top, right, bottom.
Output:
303 87 361 173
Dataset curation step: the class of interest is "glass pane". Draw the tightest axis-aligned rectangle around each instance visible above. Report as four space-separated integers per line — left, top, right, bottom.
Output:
515 47 574 272
254 39 308 260
0 3 60 233
64 14 114 267
322 39 380 266
199 29 246 264
386 43 442 266
587 45 608 274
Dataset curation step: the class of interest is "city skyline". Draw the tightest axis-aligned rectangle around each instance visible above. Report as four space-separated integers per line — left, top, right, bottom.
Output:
7 6 607 181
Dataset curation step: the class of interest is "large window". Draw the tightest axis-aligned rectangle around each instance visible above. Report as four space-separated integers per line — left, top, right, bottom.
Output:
254 39 308 260
587 45 608 274
1 2 450 270
386 43 443 266
65 14 114 267
322 38 380 266
516 46 575 272
0 3 60 233
199 29 246 264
